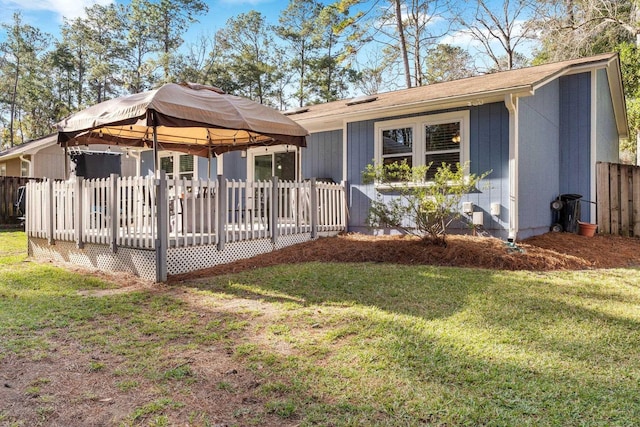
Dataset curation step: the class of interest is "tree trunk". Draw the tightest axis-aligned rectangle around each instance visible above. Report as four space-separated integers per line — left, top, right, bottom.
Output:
8 56 20 147
394 0 412 88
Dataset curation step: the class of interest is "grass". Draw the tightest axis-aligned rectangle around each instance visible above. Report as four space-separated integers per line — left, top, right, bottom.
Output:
1 230 640 426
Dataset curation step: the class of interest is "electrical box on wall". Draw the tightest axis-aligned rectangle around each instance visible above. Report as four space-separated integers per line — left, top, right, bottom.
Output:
462 202 474 214
472 211 484 226
490 203 501 216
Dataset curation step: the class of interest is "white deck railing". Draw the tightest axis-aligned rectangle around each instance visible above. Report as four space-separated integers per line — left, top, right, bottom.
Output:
26 174 347 251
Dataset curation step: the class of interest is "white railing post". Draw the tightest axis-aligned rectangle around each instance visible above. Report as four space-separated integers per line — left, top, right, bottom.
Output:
75 177 84 249
342 180 349 232
110 174 118 253
310 178 318 238
217 176 227 251
156 170 168 282
271 176 279 244
47 179 54 245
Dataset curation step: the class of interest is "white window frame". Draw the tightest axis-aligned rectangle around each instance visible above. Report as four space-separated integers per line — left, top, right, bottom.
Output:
374 111 470 184
246 145 300 182
0 163 6 176
159 152 197 180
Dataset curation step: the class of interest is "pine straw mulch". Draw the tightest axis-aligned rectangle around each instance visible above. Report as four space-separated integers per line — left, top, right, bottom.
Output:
169 232 640 282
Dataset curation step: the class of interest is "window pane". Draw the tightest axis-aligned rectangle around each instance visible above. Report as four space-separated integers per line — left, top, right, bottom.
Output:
254 155 272 181
160 156 174 179
383 156 412 181
275 152 296 181
425 122 460 152
425 152 460 179
20 160 29 177
179 155 194 173
383 127 413 155
383 156 412 168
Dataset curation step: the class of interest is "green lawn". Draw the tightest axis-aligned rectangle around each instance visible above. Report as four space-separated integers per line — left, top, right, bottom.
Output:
1 230 640 426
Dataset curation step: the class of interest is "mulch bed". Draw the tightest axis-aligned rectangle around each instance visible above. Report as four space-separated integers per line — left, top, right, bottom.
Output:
169 232 640 282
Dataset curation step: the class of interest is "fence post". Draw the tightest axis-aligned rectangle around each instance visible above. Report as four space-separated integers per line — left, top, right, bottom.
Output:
75 177 84 249
155 170 168 282
217 176 227 251
47 179 54 245
341 180 349 232
271 176 279 244
110 173 118 253
310 178 318 238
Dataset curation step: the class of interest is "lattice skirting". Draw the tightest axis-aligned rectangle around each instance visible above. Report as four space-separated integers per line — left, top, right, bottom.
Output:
167 233 313 276
28 230 341 281
28 238 158 281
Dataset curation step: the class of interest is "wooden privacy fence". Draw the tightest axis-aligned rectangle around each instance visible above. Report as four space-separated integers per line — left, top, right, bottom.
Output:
596 162 640 237
0 176 36 225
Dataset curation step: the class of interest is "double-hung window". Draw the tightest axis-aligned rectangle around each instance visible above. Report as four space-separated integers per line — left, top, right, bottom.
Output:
374 111 469 182
160 153 196 180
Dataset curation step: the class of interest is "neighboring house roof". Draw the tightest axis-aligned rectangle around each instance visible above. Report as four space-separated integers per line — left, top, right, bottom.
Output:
0 134 57 160
290 53 628 138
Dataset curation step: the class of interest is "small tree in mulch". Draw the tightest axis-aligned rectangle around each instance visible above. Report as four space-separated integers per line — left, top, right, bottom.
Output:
362 160 490 245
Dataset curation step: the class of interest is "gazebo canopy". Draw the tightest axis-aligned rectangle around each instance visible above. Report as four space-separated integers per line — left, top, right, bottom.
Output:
56 83 308 158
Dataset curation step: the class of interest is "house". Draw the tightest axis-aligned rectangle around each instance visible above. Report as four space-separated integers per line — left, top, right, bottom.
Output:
18 52 628 243
0 134 63 179
0 134 137 179
262 52 627 241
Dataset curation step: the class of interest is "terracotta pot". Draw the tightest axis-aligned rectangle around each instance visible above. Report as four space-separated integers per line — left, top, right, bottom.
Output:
578 221 597 237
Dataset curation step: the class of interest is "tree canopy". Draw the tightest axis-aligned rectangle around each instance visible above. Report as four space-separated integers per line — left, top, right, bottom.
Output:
0 0 636 158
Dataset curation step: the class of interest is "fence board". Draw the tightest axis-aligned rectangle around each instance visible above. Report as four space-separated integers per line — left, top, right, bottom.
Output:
597 162 640 237
0 176 37 224
609 163 620 235
620 165 630 236
634 168 640 237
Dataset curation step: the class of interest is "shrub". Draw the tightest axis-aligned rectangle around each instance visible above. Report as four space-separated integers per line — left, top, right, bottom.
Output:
362 160 489 244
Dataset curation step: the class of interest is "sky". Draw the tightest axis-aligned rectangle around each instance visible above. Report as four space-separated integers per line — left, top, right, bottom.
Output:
0 0 287 41
0 0 537 77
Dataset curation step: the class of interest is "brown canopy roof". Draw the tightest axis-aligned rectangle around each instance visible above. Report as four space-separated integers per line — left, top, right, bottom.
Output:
57 83 308 157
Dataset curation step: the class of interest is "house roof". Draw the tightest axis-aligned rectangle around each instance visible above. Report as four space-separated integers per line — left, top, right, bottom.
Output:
0 134 57 160
290 53 627 138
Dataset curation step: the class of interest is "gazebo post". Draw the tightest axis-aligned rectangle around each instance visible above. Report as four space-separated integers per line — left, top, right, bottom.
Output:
152 111 159 173
155 169 168 282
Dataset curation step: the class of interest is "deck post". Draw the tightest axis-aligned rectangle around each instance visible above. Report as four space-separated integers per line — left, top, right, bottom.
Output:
271 176 279 244
156 170 168 282
310 178 318 238
217 175 227 251
74 177 84 249
47 179 54 245
110 173 118 253
341 180 349 232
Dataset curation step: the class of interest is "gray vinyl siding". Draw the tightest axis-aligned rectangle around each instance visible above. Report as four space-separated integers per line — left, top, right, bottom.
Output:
517 80 561 238
302 130 343 182
467 103 510 236
595 68 619 163
346 120 376 232
559 72 592 222
196 156 217 179
345 104 510 235
222 151 246 180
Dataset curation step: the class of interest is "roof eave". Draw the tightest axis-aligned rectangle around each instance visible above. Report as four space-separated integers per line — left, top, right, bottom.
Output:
296 86 534 132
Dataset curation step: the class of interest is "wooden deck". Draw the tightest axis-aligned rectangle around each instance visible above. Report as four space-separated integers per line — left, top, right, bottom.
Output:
25 173 347 281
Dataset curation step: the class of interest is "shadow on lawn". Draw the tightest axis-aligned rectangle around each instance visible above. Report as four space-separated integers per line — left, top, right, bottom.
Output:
181 265 640 425
186 262 491 321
